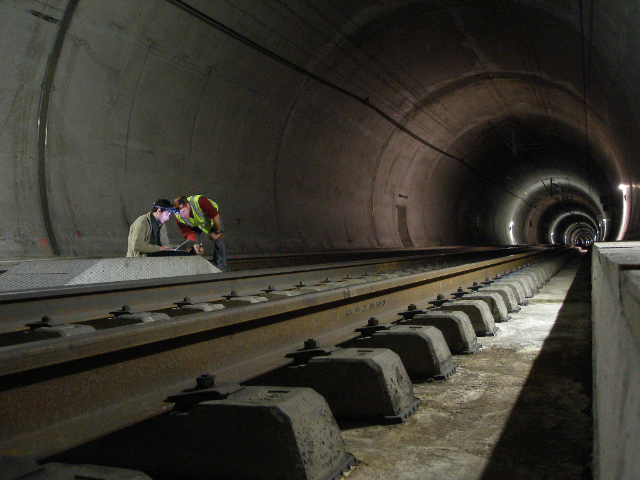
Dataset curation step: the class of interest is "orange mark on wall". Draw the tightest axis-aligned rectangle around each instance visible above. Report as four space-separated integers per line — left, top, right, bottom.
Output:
39 238 50 254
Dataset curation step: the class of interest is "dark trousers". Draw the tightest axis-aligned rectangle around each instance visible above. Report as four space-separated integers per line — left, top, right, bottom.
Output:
186 226 227 269
212 236 227 269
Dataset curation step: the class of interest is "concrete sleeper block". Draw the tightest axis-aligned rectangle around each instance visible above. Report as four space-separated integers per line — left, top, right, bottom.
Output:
524 268 545 287
532 265 552 282
344 325 458 380
478 285 521 312
305 348 420 422
401 310 481 354
500 276 533 298
15 462 153 479
511 274 538 294
494 280 528 305
250 348 420 423
503 275 532 297
464 292 511 322
50 386 355 480
439 300 498 336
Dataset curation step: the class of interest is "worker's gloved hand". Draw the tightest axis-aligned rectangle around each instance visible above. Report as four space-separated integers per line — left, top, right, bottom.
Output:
209 231 222 241
160 245 172 251
192 244 204 255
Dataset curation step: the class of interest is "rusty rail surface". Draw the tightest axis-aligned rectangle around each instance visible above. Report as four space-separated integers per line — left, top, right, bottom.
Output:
0 246 531 327
0 247 564 460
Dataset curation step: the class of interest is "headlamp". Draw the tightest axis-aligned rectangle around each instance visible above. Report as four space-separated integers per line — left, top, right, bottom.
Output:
153 204 179 214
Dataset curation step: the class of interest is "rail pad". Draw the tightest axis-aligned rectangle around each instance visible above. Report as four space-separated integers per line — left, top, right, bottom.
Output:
478 326 499 337
459 342 483 355
381 397 422 424
433 362 458 380
324 453 357 480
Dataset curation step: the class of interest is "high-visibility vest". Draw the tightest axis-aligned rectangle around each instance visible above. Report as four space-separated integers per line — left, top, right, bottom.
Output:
175 195 219 233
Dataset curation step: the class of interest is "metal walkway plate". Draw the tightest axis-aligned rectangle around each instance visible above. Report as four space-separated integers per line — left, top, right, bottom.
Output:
0 257 220 291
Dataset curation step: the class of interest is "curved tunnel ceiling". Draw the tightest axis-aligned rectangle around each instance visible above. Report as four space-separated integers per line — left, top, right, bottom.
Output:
1 0 639 258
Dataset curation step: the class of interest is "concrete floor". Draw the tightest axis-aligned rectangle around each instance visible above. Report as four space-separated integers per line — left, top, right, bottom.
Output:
341 252 593 480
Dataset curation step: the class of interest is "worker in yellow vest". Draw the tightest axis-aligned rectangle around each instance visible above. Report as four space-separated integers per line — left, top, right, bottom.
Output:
174 195 228 271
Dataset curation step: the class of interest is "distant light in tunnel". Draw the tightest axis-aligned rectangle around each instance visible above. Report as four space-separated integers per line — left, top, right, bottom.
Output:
601 218 609 242
509 221 515 244
549 211 598 244
617 184 630 241
566 223 596 245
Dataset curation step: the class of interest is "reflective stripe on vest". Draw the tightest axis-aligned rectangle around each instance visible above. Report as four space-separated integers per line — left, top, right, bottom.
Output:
176 195 219 233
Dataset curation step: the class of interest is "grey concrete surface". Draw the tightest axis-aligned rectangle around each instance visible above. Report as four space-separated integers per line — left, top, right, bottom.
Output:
592 242 640 480
0 256 219 290
341 252 592 480
1 1 639 260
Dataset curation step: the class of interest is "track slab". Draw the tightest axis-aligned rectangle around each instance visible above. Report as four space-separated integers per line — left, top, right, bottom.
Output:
342 252 592 480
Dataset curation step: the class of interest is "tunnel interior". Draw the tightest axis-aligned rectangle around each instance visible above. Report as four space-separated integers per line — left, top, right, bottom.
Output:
459 115 611 246
1 0 639 259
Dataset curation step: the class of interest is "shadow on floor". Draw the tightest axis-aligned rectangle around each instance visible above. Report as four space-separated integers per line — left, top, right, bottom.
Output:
479 252 593 480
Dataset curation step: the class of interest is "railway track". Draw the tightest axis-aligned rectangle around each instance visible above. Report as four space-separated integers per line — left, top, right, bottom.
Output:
0 246 570 479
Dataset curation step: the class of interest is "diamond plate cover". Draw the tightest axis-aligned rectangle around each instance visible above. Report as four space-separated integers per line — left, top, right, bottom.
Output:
0 257 220 291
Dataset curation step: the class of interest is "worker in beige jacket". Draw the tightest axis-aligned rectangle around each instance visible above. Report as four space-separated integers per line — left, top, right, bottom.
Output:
126 199 178 257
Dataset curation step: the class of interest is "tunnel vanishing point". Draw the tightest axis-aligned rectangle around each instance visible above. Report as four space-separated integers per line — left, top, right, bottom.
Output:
1 0 639 258
4 3 640 480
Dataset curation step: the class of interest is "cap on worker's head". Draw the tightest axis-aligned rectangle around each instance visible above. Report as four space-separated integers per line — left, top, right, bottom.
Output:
174 196 189 209
152 199 175 213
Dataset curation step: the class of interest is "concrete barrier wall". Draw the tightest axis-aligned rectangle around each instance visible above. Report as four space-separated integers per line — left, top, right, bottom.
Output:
592 242 640 480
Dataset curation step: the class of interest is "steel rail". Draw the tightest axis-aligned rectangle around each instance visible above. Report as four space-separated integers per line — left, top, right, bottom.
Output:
0 247 564 461
224 245 523 270
0 246 538 328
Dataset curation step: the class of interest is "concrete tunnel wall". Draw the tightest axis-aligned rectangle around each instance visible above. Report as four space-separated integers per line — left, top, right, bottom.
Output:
2 0 640 259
